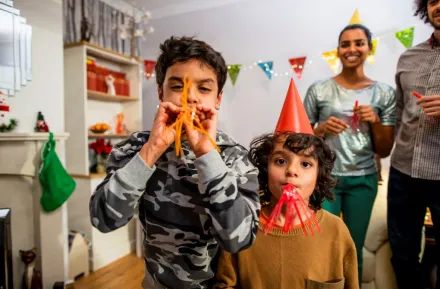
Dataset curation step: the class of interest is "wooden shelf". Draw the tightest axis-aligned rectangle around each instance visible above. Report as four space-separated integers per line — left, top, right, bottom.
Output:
87 90 139 102
70 173 106 179
64 41 141 66
88 133 130 138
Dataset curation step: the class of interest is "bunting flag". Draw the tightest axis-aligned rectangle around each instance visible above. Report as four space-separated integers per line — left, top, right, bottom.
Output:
227 64 242 85
288 57 307 79
322 50 340 74
143 60 156 80
349 9 362 25
395 27 414 49
367 39 378 64
257 61 274 79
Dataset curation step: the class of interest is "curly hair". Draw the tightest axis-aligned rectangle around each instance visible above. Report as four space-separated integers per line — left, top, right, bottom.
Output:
414 0 429 23
249 132 337 211
155 36 227 95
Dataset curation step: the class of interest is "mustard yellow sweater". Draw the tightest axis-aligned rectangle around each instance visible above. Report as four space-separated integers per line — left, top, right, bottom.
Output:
214 210 359 289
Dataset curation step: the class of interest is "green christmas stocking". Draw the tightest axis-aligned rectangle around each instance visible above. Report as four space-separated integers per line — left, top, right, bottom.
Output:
39 132 76 212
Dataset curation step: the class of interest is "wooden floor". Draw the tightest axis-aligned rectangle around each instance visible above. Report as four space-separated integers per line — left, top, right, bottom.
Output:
74 253 144 289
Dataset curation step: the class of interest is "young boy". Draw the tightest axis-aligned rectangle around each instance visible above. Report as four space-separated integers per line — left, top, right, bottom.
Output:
214 79 358 289
89 36 261 289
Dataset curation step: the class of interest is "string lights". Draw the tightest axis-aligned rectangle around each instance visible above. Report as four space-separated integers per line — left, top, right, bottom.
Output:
142 23 422 80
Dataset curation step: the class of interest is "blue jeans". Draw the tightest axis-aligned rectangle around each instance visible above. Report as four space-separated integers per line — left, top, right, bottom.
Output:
387 166 440 289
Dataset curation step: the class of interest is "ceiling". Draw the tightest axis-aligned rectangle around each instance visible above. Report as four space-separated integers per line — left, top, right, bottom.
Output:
125 0 248 19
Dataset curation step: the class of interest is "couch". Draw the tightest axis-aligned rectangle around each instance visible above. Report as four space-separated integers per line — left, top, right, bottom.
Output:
361 169 425 289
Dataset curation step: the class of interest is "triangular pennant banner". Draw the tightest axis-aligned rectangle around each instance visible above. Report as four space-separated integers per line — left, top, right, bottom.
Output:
227 64 242 85
395 27 414 49
367 39 378 64
288 57 307 80
143 60 156 80
349 9 362 25
322 50 340 74
257 61 273 79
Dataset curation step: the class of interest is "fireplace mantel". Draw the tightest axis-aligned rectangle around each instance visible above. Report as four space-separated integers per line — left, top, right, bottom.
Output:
0 132 70 141
0 132 69 177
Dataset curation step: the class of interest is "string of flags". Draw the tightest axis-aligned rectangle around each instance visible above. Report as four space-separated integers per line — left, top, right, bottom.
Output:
143 9 416 84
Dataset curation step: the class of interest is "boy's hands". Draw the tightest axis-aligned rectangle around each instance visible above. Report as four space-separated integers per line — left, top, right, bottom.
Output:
184 104 218 158
140 102 181 167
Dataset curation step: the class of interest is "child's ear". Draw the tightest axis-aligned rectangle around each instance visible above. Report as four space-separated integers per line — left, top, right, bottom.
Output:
157 87 164 102
215 91 223 110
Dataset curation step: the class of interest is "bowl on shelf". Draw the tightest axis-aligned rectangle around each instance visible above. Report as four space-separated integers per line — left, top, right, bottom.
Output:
89 123 110 134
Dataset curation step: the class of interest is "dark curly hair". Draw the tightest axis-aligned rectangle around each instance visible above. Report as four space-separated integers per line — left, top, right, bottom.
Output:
414 0 429 23
155 36 227 95
249 132 337 211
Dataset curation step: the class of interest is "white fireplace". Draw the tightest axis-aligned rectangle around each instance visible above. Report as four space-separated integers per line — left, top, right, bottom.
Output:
0 132 69 289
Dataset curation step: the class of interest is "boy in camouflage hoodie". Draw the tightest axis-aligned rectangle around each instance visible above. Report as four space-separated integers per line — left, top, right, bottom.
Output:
89 36 261 289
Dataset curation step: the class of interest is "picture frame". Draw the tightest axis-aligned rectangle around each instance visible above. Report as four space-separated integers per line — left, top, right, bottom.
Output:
0 7 15 91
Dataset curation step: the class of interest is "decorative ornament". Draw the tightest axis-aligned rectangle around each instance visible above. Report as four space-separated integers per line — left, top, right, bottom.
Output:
0 92 18 132
349 9 363 25
119 8 154 58
34 111 49 132
322 50 340 74
395 27 415 49
227 64 242 85
143 60 156 79
116 113 125 134
257 61 274 79
288 57 307 79
367 39 378 64
105 74 116 95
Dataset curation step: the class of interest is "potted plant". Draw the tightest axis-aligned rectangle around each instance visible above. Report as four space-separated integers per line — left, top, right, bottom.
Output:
89 138 112 173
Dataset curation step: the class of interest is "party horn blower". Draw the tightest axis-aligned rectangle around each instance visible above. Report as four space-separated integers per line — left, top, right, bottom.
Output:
352 100 359 131
263 184 321 236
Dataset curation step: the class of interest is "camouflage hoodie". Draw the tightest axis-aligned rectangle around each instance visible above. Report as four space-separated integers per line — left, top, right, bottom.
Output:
89 130 260 289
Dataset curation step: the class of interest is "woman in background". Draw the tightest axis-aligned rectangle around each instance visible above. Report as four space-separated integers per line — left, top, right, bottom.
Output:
303 24 396 284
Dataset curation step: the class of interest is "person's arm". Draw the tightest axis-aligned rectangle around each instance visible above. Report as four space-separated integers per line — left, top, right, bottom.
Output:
370 87 396 158
89 133 155 233
303 84 322 136
194 145 260 253
394 69 404 131
213 250 240 289
89 102 181 233
344 241 359 289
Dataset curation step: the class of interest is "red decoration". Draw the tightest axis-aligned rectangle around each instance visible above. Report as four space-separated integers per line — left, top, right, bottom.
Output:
263 184 321 235
275 78 314 135
144 60 156 80
89 138 112 156
288 57 307 80
352 100 359 130
35 111 49 132
0 105 10 112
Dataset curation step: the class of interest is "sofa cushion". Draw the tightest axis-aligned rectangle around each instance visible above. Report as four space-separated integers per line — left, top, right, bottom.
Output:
375 242 397 289
364 186 389 253
362 282 375 289
362 248 375 283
